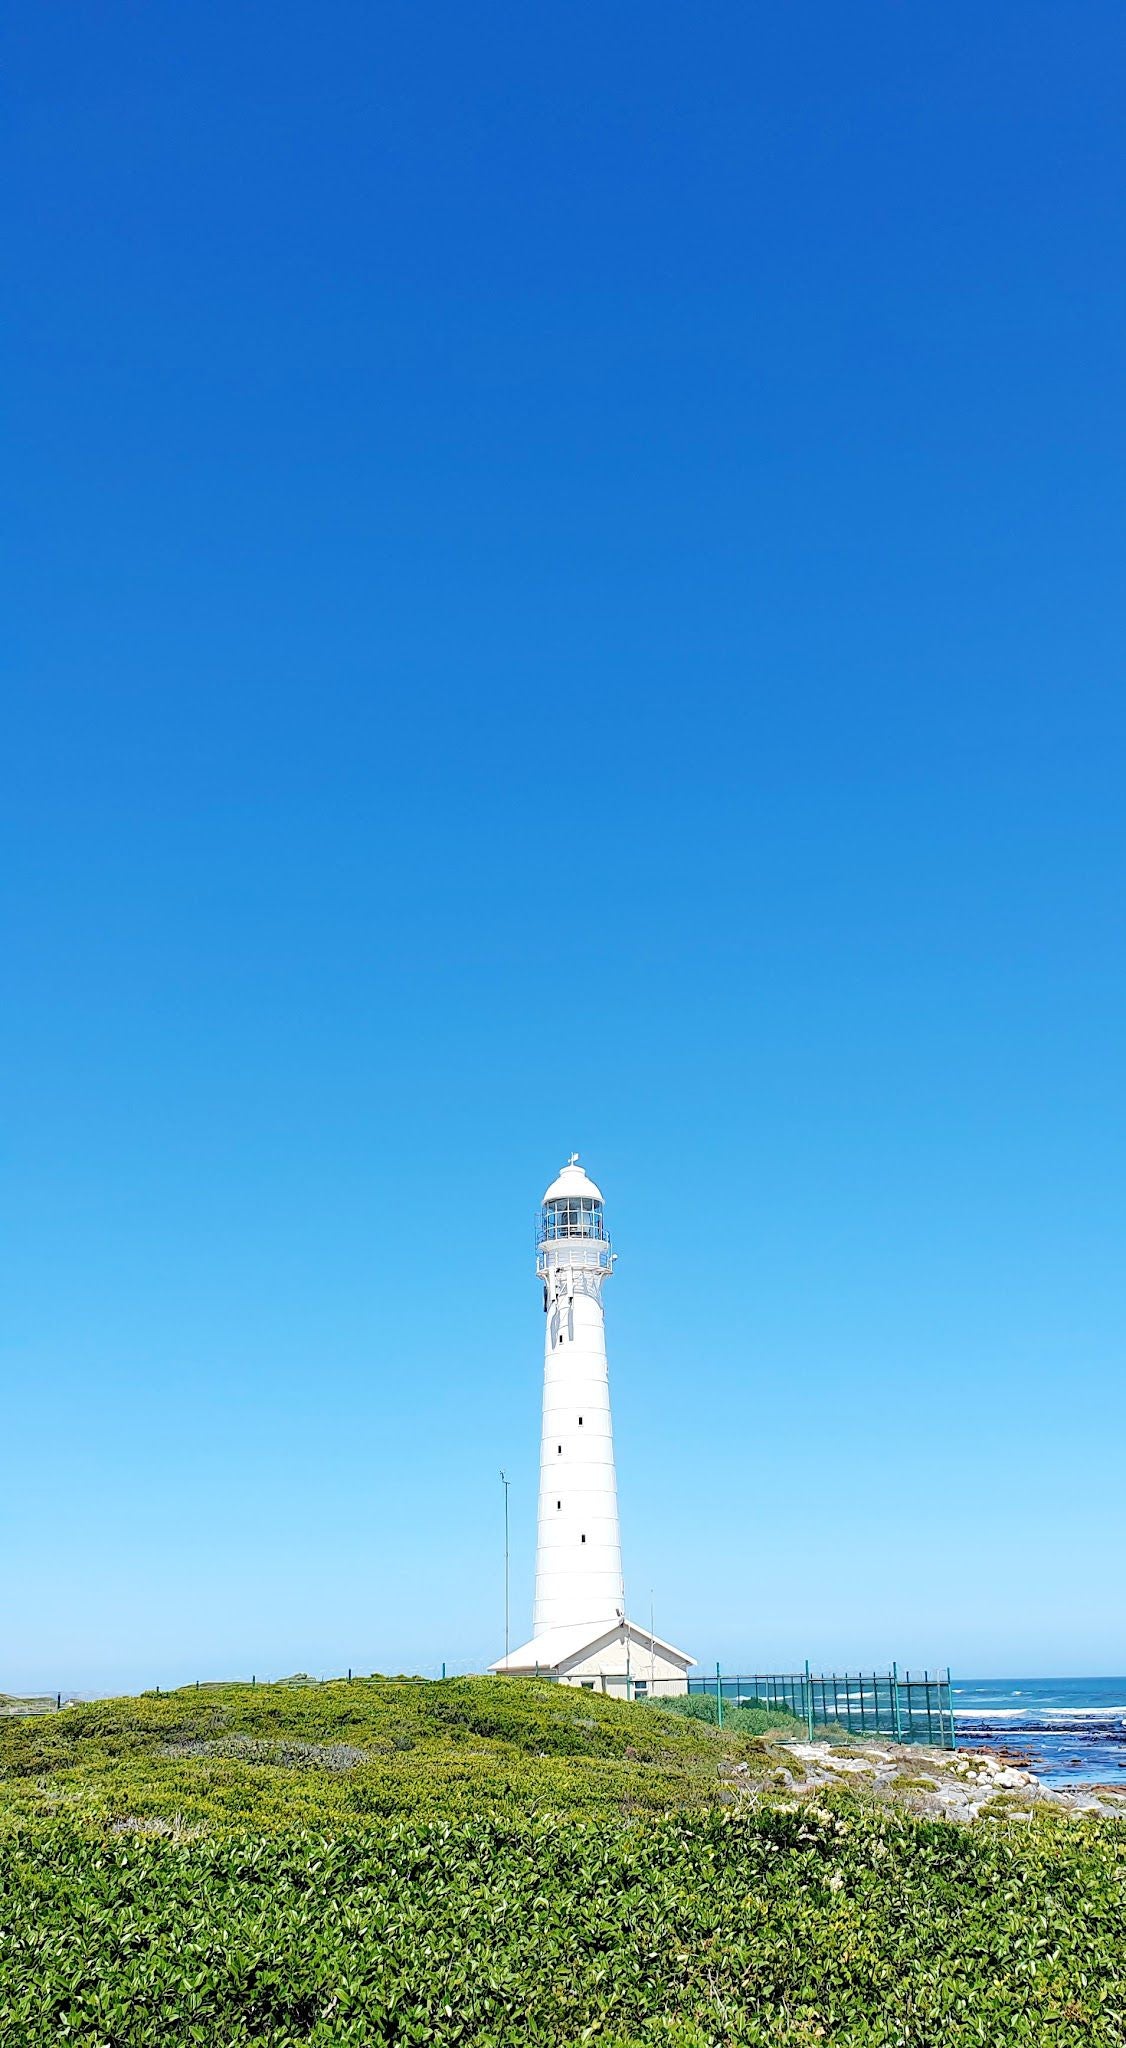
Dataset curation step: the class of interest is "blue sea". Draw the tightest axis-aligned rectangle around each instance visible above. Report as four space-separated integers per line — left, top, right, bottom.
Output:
954 1678 1126 1787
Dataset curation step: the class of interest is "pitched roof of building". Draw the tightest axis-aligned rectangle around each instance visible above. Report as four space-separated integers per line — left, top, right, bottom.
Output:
489 1616 695 1674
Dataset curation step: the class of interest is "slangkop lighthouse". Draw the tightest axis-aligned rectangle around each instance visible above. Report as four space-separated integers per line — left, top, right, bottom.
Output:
533 1156 623 1636
491 1158 694 1694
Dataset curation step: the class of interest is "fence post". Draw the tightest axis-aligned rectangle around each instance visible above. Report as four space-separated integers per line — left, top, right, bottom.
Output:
947 1667 956 1751
715 1662 723 1728
442 1662 446 1680
892 1662 902 1742
804 1660 813 1742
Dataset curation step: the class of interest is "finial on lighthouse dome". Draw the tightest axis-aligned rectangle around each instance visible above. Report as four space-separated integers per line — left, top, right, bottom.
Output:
542 1155 604 1205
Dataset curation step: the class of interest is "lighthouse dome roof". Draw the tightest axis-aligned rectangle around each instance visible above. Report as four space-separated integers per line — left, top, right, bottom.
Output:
542 1157 604 1205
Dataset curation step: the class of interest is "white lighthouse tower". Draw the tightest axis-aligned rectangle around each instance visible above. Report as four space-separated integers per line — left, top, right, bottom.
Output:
491 1158 694 1694
533 1156 623 1635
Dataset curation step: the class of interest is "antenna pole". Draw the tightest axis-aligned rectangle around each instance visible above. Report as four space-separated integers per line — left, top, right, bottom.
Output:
650 1590 656 1687
499 1470 510 1665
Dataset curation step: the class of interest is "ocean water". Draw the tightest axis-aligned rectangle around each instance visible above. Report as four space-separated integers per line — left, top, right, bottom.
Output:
954 1677 1126 1787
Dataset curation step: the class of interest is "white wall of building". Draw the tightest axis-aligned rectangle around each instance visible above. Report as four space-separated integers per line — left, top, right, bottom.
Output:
558 1637 691 1696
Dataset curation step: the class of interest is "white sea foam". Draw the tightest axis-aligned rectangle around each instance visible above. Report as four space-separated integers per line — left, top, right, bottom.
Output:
955 1704 1126 1722
1042 1706 1126 1720
953 1708 1030 1720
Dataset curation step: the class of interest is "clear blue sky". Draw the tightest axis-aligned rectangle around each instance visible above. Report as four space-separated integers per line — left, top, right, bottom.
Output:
5 3 1125 1693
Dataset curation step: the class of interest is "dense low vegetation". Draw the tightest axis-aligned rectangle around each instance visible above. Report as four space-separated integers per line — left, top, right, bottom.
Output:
651 1691 806 1738
2 1678 1124 2044
0 1676 799 1830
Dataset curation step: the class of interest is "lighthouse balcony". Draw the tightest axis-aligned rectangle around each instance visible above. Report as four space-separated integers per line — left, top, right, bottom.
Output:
537 1239 613 1280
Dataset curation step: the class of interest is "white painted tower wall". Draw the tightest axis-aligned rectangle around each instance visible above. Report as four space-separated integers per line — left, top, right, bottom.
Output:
533 1161 625 1635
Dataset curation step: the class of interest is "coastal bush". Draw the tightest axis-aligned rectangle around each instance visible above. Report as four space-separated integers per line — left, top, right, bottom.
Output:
651 1691 802 1738
3 1679 1124 2046
0 1677 776 1831
2 1804 1124 2044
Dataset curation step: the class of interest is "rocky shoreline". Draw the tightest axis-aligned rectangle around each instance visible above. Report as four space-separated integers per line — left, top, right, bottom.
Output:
745 1737 1126 1822
956 1713 1126 1775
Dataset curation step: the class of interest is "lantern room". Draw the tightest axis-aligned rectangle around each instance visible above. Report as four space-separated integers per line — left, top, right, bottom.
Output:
536 1156 613 1276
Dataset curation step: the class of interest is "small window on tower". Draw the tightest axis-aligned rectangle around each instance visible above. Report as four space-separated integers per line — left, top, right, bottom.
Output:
581 1533 586 1544
578 1416 583 1426
557 1444 562 1455
556 1500 561 1510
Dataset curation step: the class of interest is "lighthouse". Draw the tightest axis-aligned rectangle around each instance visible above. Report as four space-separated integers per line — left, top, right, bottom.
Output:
491 1158 694 1695
533 1156 623 1635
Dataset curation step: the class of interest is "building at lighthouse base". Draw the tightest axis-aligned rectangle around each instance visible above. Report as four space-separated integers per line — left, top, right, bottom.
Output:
490 1617 695 1697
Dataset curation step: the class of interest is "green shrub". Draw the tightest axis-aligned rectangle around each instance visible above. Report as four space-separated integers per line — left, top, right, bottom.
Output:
3 1678 1124 2046
2 1805 1124 2045
651 1691 802 1738
0 1677 765 1831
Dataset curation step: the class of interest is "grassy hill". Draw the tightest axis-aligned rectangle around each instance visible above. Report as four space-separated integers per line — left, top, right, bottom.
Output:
2 1677 1124 2045
0 1674 798 1830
